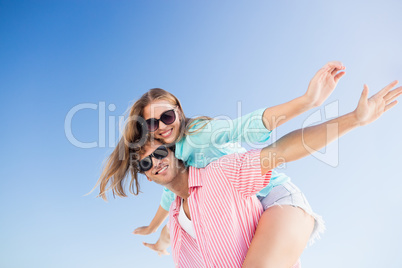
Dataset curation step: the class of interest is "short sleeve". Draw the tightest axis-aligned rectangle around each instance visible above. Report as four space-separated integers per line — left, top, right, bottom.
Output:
214 149 272 198
239 108 271 144
188 108 271 146
175 108 271 168
160 187 176 211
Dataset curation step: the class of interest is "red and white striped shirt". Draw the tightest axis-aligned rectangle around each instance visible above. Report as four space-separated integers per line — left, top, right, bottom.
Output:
168 149 272 267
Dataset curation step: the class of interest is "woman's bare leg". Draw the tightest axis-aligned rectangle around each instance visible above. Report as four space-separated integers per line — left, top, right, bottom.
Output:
242 205 314 268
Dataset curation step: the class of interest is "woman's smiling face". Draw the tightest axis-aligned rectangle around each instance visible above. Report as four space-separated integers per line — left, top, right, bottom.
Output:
143 99 181 144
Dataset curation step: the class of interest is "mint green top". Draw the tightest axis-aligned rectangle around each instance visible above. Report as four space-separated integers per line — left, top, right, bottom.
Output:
160 108 290 211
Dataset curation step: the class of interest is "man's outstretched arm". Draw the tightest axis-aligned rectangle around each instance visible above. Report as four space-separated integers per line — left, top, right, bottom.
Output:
260 81 402 174
142 224 170 256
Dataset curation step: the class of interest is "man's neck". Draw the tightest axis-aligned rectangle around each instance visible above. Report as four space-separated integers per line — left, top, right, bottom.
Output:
166 166 190 200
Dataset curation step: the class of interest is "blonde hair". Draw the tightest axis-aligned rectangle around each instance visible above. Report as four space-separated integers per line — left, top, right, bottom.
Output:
93 88 210 201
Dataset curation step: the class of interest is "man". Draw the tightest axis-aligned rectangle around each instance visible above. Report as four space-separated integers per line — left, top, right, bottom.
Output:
137 81 401 267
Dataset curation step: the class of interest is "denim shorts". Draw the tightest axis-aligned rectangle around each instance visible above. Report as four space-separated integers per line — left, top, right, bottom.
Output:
258 181 325 245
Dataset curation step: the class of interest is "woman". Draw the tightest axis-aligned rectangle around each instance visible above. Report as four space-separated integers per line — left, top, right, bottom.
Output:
95 61 346 267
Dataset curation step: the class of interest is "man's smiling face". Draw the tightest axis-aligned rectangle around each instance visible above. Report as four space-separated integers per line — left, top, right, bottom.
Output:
139 141 180 186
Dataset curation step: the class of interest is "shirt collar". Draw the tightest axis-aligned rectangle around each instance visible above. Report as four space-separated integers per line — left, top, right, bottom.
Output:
188 166 203 188
171 167 202 216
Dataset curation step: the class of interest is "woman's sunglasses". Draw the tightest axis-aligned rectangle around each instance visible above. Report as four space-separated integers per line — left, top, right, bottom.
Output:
145 109 176 132
138 145 169 172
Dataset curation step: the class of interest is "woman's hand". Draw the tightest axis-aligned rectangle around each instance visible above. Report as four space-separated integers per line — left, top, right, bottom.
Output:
354 81 402 126
132 205 169 235
133 225 157 235
303 61 346 107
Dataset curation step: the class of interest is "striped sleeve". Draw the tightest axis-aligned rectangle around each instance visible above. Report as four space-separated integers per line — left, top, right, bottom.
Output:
216 149 272 198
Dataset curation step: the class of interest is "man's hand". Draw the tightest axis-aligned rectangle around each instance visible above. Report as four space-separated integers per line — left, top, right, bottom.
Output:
354 81 402 126
143 241 170 256
260 79 402 174
303 61 346 107
141 224 171 256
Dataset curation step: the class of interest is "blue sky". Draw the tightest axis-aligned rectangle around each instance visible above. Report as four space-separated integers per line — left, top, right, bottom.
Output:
1 1 402 267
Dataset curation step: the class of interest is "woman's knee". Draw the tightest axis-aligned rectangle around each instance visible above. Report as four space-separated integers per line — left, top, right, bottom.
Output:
262 205 315 242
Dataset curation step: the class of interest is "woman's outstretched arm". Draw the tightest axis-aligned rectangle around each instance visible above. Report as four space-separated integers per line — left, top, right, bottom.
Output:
133 205 169 235
260 80 402 174
262 61 346 131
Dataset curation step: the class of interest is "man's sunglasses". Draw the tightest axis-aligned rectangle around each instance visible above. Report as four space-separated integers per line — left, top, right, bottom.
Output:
145 109 176 132
138 145 169 172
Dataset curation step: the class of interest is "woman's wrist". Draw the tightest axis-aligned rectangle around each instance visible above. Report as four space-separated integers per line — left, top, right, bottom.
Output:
297 94 317 112
147 225 158 233
300 93 319 109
